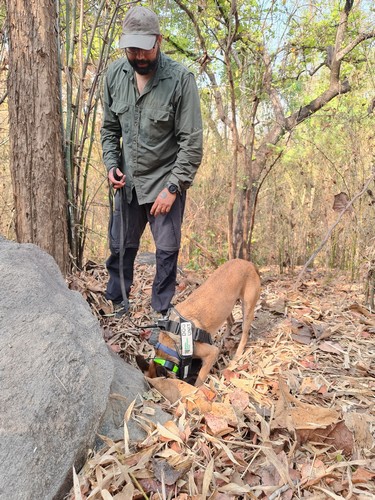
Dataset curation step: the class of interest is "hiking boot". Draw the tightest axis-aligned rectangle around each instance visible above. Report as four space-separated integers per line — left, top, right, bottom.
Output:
112 299 130 318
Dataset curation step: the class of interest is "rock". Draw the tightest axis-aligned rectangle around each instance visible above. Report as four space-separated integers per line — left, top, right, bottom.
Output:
0 239 168 500
97 350 170 447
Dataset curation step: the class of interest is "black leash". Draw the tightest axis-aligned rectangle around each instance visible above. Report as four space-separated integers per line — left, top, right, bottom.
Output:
110 170 129 311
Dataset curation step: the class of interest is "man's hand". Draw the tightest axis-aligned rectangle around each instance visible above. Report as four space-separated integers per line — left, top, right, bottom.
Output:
108 167 126 189
150 188 177 216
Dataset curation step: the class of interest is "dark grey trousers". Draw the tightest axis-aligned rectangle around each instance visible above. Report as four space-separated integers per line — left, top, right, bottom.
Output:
106 189 186 313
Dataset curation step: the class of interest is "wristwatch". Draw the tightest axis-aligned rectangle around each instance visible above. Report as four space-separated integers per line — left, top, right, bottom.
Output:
167 183 178 194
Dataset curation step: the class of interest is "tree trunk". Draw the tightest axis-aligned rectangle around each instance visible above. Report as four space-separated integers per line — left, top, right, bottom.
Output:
7 0 69 274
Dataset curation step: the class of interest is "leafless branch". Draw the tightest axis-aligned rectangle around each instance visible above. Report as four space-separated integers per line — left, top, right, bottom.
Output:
296 168 375 284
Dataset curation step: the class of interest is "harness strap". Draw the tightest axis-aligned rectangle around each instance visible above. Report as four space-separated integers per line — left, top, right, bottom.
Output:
157 317 213 345
153 358 179 374
147 329 180 359
151 308 214 381
193 327 212 345
154 341 180 360
179 356 192 380
148 328 161 346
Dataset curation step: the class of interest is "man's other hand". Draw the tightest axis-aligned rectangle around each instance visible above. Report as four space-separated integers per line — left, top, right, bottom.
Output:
150 188 177 216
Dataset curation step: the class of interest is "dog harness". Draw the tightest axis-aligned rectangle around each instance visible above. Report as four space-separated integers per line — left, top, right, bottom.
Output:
153 357 179 374
150 307 213 380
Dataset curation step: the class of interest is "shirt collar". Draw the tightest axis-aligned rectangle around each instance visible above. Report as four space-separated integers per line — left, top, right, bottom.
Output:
152 53 172 85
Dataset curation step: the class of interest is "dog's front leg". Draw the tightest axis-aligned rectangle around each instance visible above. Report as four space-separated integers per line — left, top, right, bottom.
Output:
194 344 219 386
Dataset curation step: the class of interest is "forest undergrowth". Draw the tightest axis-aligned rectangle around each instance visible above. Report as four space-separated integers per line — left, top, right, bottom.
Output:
66 258 375 499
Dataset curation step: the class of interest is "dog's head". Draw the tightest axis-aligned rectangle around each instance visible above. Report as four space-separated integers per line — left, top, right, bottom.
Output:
136 328 203 384
136 329 178 380
135 354 202 385
135 355 170 379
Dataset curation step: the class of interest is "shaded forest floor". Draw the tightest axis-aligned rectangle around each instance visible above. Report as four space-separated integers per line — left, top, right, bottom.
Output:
68 257 375 499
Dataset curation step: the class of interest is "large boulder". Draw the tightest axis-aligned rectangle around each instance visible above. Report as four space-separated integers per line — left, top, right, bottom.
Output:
0 238 165 500
98 349 169 447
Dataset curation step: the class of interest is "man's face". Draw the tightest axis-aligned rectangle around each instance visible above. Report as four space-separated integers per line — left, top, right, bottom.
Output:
125 38 161 76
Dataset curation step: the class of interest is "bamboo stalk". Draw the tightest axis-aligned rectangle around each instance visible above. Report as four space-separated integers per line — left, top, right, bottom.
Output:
64 0 78 258
75 1 121 266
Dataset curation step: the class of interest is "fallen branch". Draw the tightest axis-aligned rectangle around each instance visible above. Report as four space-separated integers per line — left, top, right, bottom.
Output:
186 235 220 268
296 167 375 284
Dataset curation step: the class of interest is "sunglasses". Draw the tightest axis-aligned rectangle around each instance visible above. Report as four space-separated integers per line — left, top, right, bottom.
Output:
125 40 158 56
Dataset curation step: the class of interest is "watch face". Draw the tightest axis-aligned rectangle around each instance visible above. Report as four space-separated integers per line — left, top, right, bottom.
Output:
168 183 178 194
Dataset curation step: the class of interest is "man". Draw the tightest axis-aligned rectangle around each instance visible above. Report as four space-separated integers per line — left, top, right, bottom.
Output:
101 6 203 318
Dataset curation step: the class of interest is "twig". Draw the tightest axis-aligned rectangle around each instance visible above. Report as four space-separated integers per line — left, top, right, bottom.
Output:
129 471 149 500
186 235 220 267
269 480 299 500
296 167 375 284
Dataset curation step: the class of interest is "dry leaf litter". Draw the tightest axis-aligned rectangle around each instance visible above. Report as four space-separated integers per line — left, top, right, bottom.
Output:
66 257 375 500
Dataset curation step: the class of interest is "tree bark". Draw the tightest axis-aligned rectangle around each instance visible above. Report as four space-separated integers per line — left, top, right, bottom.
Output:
7 0 69 274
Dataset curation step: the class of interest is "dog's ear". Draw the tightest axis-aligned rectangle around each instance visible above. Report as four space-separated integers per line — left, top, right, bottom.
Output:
136 355 171 379
135 356 161 379
135 355 150 373
154 363 169 378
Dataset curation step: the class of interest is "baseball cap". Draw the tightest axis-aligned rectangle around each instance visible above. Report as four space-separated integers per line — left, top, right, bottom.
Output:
119 6 160 50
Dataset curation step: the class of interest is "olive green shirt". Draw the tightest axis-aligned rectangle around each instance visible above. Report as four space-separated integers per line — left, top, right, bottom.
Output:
101 53 203 204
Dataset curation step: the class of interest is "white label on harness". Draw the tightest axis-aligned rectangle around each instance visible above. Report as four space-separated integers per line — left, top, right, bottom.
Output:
180 321 193 356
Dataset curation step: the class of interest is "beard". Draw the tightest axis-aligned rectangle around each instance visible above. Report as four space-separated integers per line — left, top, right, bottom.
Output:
127 47 160 75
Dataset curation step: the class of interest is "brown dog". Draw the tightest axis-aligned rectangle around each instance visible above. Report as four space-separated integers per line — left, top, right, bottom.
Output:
137 258 261 386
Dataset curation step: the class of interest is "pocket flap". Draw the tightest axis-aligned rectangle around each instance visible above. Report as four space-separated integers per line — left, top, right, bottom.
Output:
110 101 129 114
144 108 170 122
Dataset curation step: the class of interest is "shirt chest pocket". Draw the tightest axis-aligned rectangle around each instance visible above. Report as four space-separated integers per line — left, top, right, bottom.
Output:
141 108 174 146
110 101 130 133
